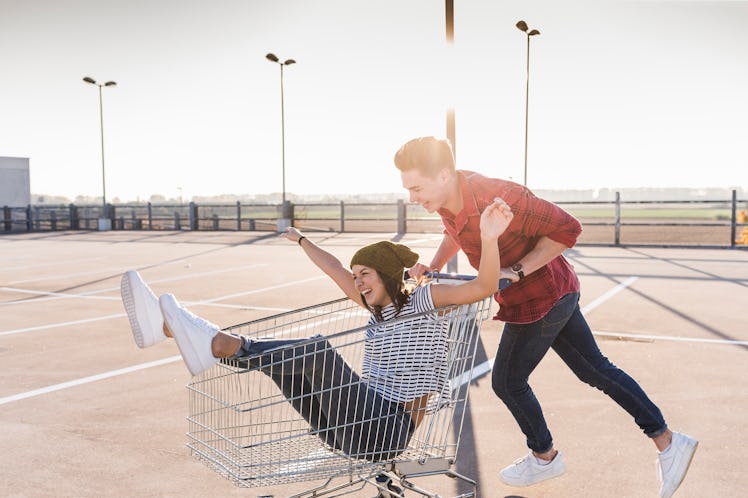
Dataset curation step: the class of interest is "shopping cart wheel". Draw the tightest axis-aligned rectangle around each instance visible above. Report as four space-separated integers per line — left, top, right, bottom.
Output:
375 474 405 498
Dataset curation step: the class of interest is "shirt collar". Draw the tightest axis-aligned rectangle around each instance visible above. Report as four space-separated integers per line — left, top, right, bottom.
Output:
437 171 480 222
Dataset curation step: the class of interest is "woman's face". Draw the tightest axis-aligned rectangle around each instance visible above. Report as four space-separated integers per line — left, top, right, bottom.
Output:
351 264 392 307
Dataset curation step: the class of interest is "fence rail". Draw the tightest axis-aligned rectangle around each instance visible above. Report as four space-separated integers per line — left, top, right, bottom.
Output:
3 192 748 248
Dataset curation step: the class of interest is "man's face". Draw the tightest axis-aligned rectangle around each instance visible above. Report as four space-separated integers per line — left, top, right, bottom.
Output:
400 168 450 213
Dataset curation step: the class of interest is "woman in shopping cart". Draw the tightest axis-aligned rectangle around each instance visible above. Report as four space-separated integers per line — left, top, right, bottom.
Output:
120 197 513 461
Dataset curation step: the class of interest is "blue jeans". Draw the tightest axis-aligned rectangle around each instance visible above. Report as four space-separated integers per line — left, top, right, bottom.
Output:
491 292 667 453
233 335 415 461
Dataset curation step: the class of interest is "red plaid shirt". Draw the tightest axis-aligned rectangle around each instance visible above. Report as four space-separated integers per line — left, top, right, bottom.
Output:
437 171 582 324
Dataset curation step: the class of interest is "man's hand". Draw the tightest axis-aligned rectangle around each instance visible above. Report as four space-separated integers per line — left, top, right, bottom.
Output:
406 262 435 280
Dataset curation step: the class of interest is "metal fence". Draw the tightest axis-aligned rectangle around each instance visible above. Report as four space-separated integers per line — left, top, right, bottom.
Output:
3 192 748 248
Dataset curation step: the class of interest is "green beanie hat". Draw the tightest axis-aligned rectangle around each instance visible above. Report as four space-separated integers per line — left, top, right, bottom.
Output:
350 241 419 282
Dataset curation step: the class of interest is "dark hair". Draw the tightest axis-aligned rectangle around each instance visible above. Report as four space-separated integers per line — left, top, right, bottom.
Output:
364 270 410 321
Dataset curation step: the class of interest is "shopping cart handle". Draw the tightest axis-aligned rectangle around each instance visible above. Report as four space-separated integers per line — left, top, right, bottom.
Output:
404 271 512 290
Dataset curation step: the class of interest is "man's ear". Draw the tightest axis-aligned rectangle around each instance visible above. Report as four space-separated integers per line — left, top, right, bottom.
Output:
438 167 452 183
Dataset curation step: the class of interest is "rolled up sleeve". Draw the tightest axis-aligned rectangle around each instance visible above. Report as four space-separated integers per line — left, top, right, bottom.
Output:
509 186 582 248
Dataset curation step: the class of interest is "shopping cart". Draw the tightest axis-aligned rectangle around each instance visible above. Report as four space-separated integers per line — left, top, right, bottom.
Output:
186 274 493 497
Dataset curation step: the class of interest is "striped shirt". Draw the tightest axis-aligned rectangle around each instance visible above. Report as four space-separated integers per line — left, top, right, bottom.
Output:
361 283 450 403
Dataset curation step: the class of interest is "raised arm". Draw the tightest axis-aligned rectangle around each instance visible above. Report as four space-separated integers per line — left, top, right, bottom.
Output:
430 198 513 307
282 228 364 307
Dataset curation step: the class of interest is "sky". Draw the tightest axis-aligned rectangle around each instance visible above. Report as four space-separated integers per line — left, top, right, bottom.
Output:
1 0 746 202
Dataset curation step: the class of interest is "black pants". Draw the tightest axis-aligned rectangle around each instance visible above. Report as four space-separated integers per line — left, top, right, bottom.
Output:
235 334 415 461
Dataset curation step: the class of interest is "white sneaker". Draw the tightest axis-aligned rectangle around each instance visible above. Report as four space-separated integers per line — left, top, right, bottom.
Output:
499 451 565 487
657 432 698 498
159 293 219 376
120 270 166 348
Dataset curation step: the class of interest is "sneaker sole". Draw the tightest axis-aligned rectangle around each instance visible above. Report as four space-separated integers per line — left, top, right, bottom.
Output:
121 272 148 348
662 439 698 498
121 271 165 349
499 469 565 487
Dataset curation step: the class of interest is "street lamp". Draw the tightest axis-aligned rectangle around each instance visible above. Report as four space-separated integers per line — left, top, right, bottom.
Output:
516 20 540 186
265 53 296 213
83 76 117 228
445 0 458 274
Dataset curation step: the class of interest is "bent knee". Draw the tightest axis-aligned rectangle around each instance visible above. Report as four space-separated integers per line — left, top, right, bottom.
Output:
492 376 528 401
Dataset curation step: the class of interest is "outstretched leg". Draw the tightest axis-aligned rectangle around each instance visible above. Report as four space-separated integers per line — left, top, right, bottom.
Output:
159 293 414 461
550 299 697 498
234 336 414 461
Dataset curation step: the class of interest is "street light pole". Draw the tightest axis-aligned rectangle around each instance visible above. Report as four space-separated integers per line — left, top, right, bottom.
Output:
265 53 296 207
445 0 459 274
83 76 116 214
515 21 540 186
445 0 456 159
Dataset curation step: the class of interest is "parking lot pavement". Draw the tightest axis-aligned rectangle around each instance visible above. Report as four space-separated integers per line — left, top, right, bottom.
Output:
1 231 746 497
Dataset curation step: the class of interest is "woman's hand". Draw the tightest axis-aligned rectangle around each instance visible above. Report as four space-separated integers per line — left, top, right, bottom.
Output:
282 227 305 244
480 197 513 240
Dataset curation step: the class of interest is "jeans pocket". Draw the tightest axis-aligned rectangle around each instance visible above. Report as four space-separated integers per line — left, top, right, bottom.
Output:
540 293 578 338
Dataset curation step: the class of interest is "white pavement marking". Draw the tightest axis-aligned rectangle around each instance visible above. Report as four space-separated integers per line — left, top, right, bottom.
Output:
0 313 127 336
581 276 638 314
8 266 138 285
453 357 494 389
136 264 270 286
5 274 735 407
469 276 636 383
0 275 328 336
1 273 333 403
0 256 108 272
0 287 120 302
199 276 327 303
0 263 270 306
593 330 748 346
7 260 197 284
0 356 182 406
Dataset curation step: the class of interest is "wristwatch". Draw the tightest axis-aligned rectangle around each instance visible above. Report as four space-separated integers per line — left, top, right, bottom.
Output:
511 263 525 280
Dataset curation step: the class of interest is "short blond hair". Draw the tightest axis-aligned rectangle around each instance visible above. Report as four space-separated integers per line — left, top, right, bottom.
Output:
393 136 455 177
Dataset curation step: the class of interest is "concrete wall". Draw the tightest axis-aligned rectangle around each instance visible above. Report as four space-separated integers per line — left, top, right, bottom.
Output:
0 157 31 207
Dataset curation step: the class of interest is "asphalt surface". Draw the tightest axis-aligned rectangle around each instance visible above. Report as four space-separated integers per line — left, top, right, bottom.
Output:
1 230 746 497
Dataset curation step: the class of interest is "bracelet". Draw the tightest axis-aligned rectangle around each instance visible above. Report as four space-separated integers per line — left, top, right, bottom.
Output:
297 236 306 246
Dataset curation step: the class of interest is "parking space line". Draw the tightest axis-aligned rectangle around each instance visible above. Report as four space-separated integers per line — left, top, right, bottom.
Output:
0 313 126 336
0 256 108 272
0 356 182 406
593 330 748 346
471 276 639 382
199 276 327 302
0 276 327 336
581 276 639 314
0 264 271 306
0 287 121 302
5 273 732 408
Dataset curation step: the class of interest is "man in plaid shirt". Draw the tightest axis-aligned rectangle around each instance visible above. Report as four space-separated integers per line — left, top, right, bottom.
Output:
394 137 696 497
